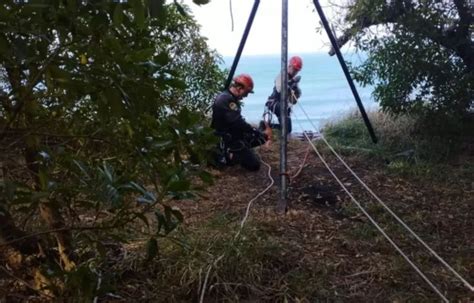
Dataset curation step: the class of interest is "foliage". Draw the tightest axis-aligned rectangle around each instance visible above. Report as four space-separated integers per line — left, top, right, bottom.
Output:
335 0 473 130
160 4 225 112
322 110 473 177
0 0 224 299
104 216 326 302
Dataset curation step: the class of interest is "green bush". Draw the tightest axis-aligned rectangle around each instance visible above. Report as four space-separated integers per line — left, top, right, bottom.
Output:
0 1 224 299
322 110 471 166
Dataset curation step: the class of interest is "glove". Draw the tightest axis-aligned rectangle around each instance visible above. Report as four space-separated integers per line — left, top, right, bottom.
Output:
253 128 267 141
293 86 302 99
289 76 302 100
246 128 267 147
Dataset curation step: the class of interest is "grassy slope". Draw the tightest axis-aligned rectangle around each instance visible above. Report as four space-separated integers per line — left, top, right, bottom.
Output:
101 112 473 302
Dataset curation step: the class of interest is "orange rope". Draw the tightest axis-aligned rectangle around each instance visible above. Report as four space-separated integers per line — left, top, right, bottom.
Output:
290 145 311 182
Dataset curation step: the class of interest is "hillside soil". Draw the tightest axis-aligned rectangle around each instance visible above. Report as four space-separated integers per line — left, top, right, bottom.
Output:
171 138 473 302
2 138 472 302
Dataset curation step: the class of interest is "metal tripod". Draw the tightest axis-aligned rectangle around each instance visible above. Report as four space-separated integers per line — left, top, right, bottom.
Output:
224 0 378 212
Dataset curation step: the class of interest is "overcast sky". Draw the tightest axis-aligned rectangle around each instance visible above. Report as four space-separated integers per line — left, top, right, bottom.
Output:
182 0 335 56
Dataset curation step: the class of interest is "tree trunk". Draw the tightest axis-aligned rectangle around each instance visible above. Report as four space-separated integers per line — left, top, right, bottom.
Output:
24 145 76 271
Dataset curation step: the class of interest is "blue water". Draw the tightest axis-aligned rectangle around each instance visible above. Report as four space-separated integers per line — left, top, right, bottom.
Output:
223 53 378 132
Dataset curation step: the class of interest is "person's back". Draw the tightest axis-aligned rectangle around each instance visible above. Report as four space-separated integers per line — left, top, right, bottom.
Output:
264 56 303 134
211 74 267 171
211 90 250 141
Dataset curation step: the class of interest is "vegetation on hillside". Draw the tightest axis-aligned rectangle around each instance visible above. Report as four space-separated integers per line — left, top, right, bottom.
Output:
1 0 472 301
0 1 224 299
328 0 473 134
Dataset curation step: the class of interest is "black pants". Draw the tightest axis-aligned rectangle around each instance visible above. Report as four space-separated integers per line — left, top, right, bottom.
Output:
214 133 263 172
230 146 261 171
268 101 292 134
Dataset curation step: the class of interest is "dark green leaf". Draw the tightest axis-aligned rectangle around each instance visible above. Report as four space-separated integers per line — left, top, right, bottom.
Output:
145 237 158 261
132 0 146 29
193 0 210 5
103 87 124 114
134 212 150 228
198 171 214 184
167 178 190 192
170 208 183 223
1 181 17 201
173 1 187 16
148 0 165 22
128 48 155 62
154 51 169 65
0 35 10 55
38 169 49 191
67 0 77 12
113 4 124 25
49 65 72 83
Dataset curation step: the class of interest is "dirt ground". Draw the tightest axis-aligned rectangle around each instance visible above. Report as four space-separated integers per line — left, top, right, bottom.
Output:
2 135 471 302
179 138 474 302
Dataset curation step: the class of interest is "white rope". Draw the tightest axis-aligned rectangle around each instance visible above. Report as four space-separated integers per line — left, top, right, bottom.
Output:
234 156 274 240
296 102 474 292
200 153 274 302
292 117 449 302
229 0 234 32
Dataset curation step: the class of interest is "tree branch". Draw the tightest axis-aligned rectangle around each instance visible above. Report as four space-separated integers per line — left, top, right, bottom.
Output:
0 89 11 111
0 207 39 255
0 266 54 299
328 0 411 55
0 225 111 248
328 0 473 72
0 46 63 138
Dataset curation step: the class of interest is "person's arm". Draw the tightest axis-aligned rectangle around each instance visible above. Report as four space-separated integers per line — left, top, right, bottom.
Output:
276 73 302 97
274 72 282 93
227 111 254 134
215 96 254 133
289 75 302 103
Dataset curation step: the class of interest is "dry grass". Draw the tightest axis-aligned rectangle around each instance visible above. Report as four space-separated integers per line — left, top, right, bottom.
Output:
3 111 472 302
99 134 473 302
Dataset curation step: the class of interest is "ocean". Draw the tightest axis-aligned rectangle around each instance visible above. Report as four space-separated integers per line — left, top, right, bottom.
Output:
223 52 378 133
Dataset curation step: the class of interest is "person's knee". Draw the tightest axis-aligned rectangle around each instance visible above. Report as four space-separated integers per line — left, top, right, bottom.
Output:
242 160 260 171
240 153 261 171
236 148 261 171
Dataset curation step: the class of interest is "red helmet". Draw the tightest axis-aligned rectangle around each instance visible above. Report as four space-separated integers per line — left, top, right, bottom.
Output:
289 56 303 71
233 73 254 93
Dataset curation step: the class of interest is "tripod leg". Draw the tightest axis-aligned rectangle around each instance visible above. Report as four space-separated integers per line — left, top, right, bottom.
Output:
224 0 261 90
312 0 378 144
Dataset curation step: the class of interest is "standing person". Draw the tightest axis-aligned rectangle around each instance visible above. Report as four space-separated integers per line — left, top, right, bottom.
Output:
211 74 269 171
263 56 303 134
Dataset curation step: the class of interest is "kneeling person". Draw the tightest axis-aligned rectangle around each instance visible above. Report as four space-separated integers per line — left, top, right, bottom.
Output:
211 74 268 171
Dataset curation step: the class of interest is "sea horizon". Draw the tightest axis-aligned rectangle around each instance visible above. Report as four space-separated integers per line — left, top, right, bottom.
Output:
221 52 378 133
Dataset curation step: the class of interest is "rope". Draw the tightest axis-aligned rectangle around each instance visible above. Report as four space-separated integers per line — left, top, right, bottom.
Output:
199 152 275 302
290 145 311 181
234 156 274 240
292 116 449 302
296 102 474 292
229 0 234 32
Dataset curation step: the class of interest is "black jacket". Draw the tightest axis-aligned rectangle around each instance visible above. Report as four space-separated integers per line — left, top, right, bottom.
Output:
210 90 254 141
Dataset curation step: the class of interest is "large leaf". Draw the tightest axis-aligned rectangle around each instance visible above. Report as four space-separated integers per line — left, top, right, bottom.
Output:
145 237 158 261
193 0 210 5
132 0 146 29
103 86 124 115
113 4 124 25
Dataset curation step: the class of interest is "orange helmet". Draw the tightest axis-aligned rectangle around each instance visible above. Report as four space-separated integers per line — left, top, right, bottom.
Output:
289 56 303 71
233 73 254 93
